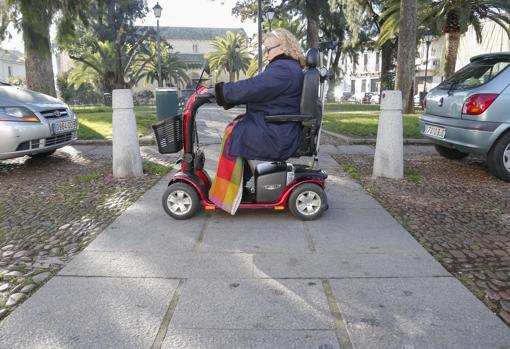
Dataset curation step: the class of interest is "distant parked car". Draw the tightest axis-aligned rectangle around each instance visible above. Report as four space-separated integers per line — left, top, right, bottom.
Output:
361 93 373 104
349 92 366 103
338 91 353 102
0 82 78 160
420 52 510 181
370 93 380 104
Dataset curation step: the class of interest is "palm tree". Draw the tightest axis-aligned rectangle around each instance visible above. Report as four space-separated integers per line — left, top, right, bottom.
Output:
206 31 252 82
68 40 148 93
395 0 418 114
379 0 510 79
134 41 191 88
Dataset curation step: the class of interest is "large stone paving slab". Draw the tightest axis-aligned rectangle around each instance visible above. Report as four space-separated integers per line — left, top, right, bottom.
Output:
200 225 310 253
306 209 425 253
330 277 510 349
170 279 334 330
200 211 309 253
0 276 179 349
87 211 206 252
253 251 449 278
59 251 253 278
161 329 340 349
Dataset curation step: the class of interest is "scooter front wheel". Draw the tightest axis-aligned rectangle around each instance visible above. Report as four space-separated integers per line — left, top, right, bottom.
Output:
288 183 328 221
162 182 201 220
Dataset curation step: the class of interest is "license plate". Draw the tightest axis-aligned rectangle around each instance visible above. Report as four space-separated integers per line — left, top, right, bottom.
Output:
52 120 77 134
424 125 446 139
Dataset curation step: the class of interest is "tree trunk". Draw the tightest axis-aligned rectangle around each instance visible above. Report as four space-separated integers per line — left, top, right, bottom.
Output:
306 17 319 49
21 1 56 97
442 9 462 80
395 0 417 114
327 47 342 102
229 71 235 82
443 32 461 80
380 40 397 91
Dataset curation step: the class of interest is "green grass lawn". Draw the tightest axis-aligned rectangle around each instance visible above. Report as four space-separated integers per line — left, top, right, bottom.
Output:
73 105 157 140
323 110 422 139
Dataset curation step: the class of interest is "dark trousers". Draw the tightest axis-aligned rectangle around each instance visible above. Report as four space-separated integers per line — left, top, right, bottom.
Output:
243 159 253 186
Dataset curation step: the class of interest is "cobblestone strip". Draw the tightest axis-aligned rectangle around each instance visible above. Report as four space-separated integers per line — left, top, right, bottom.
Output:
151 279 186 349
332 153 510 326
302 222 316 253
322 279 353 349
0 151 175 320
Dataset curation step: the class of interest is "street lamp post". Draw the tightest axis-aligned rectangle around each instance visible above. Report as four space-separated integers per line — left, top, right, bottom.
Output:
423 31 434 95
153 2 163 88
234 44 240 81
267 6 275 32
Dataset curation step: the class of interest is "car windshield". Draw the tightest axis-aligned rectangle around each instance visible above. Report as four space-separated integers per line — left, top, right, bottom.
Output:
438 57 510 91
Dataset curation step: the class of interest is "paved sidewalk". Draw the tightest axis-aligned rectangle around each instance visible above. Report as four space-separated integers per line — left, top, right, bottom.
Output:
0 107 508 348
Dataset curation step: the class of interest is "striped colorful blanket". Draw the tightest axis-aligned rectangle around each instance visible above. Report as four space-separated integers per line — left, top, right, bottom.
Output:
209 121 243 215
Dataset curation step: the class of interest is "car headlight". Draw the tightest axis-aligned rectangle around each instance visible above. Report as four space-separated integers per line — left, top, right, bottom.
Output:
0 107 39 122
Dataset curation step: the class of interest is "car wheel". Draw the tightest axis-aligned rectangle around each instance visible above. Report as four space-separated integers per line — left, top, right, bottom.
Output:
288 183 328 221
29 150 56 158
162 182 201 220
487 132 510 182
434 144 469 160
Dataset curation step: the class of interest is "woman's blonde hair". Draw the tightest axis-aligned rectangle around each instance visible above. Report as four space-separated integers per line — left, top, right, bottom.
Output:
264 28 305 68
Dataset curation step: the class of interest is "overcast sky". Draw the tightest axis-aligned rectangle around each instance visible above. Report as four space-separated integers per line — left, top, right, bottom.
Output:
1 0 259 53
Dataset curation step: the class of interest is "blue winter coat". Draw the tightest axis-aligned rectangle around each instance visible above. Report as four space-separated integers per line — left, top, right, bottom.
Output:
215 55 303 161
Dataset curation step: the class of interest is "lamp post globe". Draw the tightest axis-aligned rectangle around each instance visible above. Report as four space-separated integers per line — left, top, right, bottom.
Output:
267 6 275 31
152 2 162 18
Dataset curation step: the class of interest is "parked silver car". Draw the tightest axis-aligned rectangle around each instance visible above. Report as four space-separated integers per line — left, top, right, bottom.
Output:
420 52 510 181
0 83 78 160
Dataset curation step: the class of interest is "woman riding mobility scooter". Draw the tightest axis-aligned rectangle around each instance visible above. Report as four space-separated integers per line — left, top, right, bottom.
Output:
152 42 336 221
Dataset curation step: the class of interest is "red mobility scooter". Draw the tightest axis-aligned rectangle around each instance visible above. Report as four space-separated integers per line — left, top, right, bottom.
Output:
152 42 335 220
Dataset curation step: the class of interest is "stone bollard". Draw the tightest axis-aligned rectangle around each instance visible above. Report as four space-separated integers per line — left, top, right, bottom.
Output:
373 90 404 179
112 89 143 177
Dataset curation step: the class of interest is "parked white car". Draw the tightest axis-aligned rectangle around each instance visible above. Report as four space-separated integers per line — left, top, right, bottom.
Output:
348 92 366 103
0 82 78 160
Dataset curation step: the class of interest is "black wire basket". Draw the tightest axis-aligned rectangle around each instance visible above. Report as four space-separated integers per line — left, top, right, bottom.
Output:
152 114 183 154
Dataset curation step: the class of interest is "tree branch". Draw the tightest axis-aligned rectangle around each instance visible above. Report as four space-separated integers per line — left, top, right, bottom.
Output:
69 55 103 74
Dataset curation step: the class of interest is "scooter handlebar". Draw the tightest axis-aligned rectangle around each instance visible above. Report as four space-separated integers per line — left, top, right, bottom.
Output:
195 88 216 101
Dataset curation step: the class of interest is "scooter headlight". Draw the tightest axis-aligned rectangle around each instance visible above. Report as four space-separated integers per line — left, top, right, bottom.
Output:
0 106 39 122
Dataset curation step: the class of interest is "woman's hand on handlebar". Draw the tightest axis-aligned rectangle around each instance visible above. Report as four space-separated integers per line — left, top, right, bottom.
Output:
196 87 216 100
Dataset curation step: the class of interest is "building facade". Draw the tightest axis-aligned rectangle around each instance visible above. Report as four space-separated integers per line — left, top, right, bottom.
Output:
339 20 509 101
0 49 25 83
133 26 247 92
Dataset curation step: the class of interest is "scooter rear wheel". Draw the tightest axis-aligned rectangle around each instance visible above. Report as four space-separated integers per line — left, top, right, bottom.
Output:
162 182 200 220
288 183 327 221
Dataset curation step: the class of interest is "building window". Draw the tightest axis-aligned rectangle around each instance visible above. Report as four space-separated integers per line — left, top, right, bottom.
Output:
351 80 355 94
7 66 12 77
364 54 368 72
192 43 198 53
361 79 366 92
375 52 380 72
370 79 380 93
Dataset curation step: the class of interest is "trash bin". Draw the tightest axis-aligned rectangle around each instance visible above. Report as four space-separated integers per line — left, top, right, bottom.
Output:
156 88 179 121
419 91 427 106
103 92 112 106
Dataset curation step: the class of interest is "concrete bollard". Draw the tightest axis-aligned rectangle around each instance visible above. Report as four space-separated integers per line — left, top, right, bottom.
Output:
372 90 404 179
112 89 143 178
